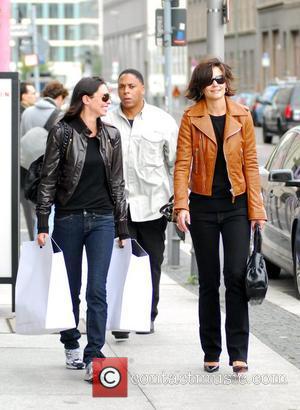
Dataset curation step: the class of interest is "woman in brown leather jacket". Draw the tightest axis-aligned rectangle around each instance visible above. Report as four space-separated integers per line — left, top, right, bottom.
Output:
174 58 266 374
36 77 129 382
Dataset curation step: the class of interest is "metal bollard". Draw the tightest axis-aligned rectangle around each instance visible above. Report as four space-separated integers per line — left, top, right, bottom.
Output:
167 223 180 266
190 245 198 276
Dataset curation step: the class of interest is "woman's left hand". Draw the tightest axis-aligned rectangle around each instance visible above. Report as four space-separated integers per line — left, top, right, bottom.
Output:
118 238 126 248
251 219 266 231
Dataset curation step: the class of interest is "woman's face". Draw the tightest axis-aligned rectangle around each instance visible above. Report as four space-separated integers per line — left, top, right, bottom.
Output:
88 84 111 117
203 66 226 102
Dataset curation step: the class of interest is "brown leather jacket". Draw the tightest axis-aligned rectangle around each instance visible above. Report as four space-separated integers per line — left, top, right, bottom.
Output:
174 97 267 220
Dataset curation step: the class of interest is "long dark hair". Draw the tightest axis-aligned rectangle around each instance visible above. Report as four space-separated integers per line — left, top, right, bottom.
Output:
63 76 105 122
186 57 235 102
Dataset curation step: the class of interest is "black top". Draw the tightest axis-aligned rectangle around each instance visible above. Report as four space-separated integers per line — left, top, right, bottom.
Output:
190 114 247 213
128 119 134 127
55 117 113 215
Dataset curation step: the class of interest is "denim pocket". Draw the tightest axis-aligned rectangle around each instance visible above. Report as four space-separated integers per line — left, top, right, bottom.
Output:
54 214 74 222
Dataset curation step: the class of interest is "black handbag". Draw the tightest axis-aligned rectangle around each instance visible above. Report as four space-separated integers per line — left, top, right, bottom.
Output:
159 195 185 241
24 123 72 204
245 225 268 305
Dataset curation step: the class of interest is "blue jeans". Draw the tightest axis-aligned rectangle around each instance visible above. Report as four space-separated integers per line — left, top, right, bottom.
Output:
52 210 115 365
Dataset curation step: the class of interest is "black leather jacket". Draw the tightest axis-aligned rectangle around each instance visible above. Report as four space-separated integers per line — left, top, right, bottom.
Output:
36 119 129 238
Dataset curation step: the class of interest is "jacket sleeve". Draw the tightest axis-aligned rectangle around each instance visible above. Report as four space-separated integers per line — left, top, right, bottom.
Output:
163 116 179 178
173 112 193 213
36 124 63 233
110 128 129 239
243 112 267 220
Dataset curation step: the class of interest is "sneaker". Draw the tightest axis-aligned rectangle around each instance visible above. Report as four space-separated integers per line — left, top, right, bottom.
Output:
112 331 130 340
65 348 85 370
84 362 93 383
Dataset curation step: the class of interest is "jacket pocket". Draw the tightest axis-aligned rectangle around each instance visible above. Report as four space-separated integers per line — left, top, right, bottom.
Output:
140 132 164 167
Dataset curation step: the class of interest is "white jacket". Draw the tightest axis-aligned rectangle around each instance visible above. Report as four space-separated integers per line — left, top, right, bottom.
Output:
105 102 178 222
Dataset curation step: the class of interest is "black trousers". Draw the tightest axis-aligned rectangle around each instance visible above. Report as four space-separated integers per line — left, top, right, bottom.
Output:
189 207 250 365
128 211 167 321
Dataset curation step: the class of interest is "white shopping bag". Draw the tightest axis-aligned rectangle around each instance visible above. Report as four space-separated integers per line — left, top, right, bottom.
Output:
106 239 152 332
15 238 76 334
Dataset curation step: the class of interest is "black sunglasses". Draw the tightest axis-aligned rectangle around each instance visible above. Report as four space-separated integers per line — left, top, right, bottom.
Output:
208 75 226 85
102 93 110 102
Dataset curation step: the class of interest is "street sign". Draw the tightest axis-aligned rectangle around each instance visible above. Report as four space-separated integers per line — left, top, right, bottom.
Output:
155 8 187 47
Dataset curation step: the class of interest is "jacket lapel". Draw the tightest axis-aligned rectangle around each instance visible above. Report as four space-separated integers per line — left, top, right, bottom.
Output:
188 100 216 144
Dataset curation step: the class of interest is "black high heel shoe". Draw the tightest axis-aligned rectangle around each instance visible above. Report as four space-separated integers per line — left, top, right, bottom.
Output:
233 364 248 374
204 363 219 373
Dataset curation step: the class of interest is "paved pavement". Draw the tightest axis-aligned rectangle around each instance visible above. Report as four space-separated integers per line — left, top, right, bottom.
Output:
1 266 300 409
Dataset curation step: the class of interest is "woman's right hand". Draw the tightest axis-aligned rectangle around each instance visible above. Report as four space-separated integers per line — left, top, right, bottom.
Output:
37 233 49 247
177 210 191 233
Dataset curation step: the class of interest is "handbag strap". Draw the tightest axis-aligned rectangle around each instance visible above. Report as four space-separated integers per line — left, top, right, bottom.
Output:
50 236 63 252
253 224 262 253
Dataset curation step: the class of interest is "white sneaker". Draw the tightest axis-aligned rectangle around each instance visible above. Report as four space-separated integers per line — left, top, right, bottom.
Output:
84 362 93 383
65 348 85 370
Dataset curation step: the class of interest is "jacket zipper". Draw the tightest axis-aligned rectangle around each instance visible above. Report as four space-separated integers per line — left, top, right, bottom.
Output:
98 131 115 204
223 128 241 203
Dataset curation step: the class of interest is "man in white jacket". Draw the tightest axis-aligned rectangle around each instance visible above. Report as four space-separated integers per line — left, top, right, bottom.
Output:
105 69 178 338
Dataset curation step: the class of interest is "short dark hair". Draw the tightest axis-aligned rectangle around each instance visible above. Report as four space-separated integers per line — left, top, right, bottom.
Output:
118 69 144 85
20 81 34 100
186 57 235 102
63 76 105 121
41 80 69 100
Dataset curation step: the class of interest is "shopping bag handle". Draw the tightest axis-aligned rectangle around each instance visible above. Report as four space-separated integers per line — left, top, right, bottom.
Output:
50 236 63 253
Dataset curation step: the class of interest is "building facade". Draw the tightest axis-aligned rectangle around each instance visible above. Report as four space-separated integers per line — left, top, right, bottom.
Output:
103 0 188 104
11 0 103 87
187 0 300 92
187 0 258 92
257 0 300 87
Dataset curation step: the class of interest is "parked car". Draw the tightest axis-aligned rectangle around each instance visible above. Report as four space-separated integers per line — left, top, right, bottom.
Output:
259 126 300 298
262 83 300 144
234 92 260 125
254 84 280 127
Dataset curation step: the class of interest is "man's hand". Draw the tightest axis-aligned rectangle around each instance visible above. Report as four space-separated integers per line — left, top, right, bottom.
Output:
37 233 49 247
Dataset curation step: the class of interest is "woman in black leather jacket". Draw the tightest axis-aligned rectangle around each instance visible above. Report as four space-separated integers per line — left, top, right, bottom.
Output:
37 76 129 382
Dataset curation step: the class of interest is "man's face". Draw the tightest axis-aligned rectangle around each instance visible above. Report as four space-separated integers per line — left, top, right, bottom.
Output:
22 85 37 106
118 74 144 110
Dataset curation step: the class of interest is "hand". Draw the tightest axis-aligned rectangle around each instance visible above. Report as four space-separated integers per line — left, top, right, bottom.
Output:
251 220 265 231
118 238 126 248
177 210 190 233
37 233 49 247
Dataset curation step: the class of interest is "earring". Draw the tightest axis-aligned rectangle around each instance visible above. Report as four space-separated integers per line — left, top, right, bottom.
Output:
225 87 228 93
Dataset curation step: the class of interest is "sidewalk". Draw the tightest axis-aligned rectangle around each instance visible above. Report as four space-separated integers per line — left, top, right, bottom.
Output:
1 273 300 410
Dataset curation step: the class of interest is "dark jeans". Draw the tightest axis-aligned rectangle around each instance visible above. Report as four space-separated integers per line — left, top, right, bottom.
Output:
52 210 115 365
128 211 167 321
189 207 250 365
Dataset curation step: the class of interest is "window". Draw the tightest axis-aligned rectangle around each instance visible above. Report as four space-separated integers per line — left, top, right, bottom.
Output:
49 26 59 40
291 86 300 109
49 47 59 61
64 25 76 40
266 131 295 171
65 47 74 61
64 4 74 18
49 4 58 19
282 133 300 179
274 87 292 105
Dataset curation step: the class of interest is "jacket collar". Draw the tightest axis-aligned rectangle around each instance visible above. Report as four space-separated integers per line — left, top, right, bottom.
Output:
187 97 247 142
